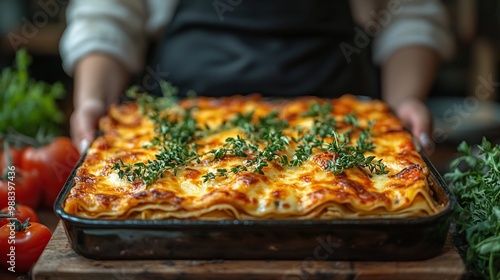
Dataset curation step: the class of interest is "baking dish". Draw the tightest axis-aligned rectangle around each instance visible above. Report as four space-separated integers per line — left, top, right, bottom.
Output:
54 150 455 261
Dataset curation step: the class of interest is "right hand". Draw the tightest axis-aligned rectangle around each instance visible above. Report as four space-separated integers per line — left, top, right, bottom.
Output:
69 53 130 153
70 99 108 153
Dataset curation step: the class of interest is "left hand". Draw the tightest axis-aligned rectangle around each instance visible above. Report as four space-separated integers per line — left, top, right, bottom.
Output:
393 98 434 155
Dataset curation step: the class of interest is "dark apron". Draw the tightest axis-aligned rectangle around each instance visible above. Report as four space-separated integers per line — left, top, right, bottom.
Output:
150 0 376 98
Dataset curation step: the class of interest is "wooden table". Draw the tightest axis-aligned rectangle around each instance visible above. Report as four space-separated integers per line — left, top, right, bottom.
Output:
31 222 466 280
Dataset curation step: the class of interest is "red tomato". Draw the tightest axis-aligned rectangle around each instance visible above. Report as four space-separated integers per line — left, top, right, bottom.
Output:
21 137 80 209
0 221 52 273
0 168 41 209
0 146 25 173
0 204 39 227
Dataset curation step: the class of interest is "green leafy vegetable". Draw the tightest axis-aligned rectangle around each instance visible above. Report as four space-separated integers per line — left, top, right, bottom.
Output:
0 49 65 142
445 138 500 280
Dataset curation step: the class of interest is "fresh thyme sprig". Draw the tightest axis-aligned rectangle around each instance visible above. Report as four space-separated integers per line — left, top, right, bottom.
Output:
112 143 201 186
203 111 290 181
208 135 257 160
247 129 290 174
114 83 203 186
292 103 387 175
113 94 388 186
126 81 179 117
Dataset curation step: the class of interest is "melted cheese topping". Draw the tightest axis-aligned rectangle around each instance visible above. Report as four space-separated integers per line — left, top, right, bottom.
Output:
64 94 442 219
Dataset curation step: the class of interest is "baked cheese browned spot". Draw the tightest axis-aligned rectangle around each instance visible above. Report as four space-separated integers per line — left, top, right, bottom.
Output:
63 94 442 220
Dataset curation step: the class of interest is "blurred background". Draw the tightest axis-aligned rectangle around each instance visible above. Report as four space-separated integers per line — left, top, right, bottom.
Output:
0 0 499 173
0 0 68 84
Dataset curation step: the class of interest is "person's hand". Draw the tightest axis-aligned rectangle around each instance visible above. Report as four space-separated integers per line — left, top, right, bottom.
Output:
393 98 434 155
70 99 108 154
69 53 129 153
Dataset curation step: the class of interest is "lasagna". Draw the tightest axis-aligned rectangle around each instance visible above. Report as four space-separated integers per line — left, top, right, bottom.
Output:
64 94 442 220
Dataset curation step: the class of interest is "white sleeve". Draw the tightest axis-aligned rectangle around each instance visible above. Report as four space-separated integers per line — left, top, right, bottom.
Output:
60 0 149 75
145 0 179 37
372 0 455 65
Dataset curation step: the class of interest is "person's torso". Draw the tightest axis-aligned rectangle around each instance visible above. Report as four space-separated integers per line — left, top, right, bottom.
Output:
150 0 376 98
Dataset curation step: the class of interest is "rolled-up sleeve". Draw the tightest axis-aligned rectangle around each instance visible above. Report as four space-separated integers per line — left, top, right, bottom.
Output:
60 0 148 75
372 0 455 65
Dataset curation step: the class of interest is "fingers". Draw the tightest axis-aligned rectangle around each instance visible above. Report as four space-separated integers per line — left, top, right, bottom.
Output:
70 99 107 154
394 99 434 155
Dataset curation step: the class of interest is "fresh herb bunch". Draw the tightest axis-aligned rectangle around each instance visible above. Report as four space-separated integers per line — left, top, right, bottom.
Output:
114 92 388 186
114 83 202 185
0 49 65 142
290 103 387 175
203 103 387 182
445 138 500 280
204 111 291 181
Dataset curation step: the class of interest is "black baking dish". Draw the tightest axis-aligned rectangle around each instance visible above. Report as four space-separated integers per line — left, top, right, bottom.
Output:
54 153 455 261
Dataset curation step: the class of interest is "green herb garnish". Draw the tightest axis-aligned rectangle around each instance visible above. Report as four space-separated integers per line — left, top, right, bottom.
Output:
113 84 203 185
291 103 387 175
113 95 388 186
445 138 500 280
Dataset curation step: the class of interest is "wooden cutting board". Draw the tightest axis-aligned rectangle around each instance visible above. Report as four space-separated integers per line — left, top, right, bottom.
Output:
32 222 466 280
